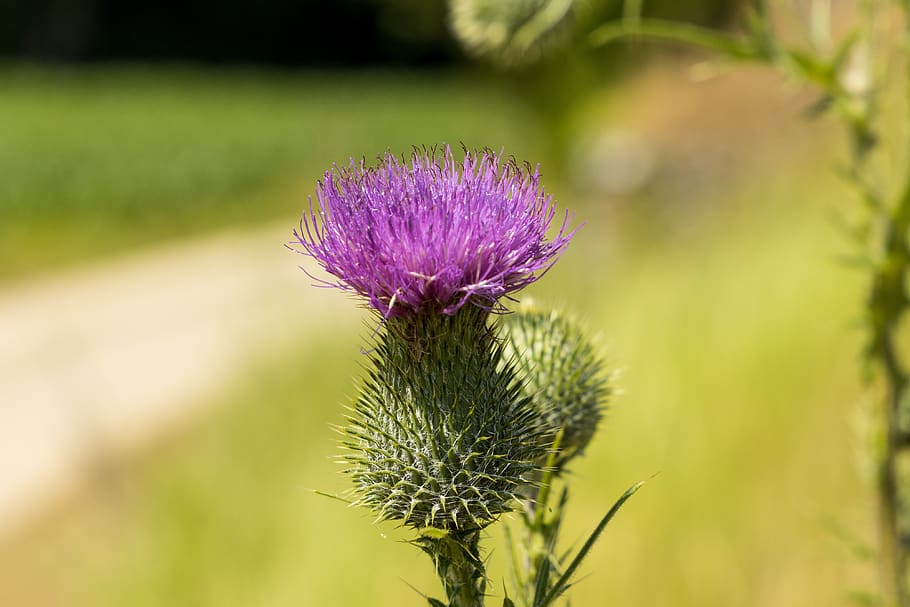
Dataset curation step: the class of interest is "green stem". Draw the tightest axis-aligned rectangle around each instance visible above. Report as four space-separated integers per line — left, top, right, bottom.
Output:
872 6 910 604
589 18 762 60
622 0 643 28
532 430 564 530
418 530 487 607
588 3 910 604
524 431 565 603
872 182 910 607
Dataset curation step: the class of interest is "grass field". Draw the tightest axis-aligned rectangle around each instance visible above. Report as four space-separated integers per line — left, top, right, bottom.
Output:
0 65 881 606
0 65 542 279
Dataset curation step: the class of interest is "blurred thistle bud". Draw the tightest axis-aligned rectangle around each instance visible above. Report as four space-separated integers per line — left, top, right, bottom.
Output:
449 0 576 66
500 304 610 469
343 307 551 530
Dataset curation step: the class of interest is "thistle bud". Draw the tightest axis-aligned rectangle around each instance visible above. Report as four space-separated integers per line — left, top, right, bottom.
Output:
449 0 576 66
500 305 610 468
343 307 550 530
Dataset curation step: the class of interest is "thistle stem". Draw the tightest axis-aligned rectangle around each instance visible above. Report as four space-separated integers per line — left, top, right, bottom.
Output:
872 6 910 601
872 182 910 607
526 431 565 598
418 530 487 607
507 431 568 605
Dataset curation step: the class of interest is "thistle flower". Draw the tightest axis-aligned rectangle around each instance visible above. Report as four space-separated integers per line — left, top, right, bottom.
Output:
292 145 574 318
294 147 579 605
500 305 609 468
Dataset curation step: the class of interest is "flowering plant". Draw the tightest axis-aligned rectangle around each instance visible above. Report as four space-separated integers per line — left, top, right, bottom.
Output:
294 146 574 317
293 145 637 607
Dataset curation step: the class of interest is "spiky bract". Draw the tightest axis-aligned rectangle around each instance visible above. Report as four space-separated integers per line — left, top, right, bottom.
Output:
343 307 550 530
293 145 574 318
500 306 609 468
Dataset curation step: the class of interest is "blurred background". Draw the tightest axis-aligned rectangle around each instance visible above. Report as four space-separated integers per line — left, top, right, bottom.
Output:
0 0 877 605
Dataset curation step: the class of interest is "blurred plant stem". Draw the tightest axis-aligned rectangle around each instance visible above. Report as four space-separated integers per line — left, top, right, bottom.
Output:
591 0 910 604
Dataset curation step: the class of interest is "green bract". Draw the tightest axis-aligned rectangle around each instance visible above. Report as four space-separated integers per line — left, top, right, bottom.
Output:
342 307 551 530
499 306 609 468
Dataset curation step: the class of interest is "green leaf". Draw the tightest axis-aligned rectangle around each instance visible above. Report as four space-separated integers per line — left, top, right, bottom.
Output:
531 552 552 607
535 481 644 607
427 599 448 607
501 580 520 607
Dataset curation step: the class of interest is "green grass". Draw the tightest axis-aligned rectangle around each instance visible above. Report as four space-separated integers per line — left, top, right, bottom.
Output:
0 141 879 606
0 65 541 279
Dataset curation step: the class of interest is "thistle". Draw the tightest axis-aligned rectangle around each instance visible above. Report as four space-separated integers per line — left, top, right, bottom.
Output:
499 305 609 470
292 145 576 606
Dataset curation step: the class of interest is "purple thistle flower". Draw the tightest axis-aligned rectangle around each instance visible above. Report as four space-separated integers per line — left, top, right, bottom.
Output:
292 145 576 317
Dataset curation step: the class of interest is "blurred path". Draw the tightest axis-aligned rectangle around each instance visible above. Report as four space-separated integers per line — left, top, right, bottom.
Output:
0 223 356 541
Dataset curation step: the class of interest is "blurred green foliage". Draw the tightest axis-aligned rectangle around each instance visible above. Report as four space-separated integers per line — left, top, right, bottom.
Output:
467 0 747 184
0 65 540 279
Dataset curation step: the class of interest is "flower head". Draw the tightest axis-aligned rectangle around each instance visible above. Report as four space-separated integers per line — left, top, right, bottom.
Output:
500 304 609 468
293 146 575 317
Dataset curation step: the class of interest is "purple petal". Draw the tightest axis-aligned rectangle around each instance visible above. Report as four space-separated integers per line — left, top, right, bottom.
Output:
292 145 577 317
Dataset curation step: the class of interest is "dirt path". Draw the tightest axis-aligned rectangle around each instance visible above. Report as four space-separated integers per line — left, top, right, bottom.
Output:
0 222 357 541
